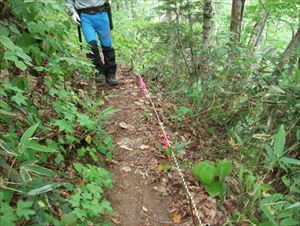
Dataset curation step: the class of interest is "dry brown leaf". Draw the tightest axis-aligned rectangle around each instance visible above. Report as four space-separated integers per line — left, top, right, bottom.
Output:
140 145 150 150
120 144 133 151
121 166 132 173
119 122 129 129
111 218 121 224
171 211 182 223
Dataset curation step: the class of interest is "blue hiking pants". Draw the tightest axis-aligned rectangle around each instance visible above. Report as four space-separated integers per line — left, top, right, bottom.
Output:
80 11 116 76
80 12 112 47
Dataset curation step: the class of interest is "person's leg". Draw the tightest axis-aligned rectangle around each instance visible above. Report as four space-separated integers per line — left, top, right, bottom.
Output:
80 13 105 83
94 12 118 86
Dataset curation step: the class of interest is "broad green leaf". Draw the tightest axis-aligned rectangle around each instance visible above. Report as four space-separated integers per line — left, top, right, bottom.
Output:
0 34 16 51
16 200 35 220
192 161 216 184
217 159 232 180
15 60 27 71
22 164 55 177
4 51 18 62
204 181 224 197
20 123 39 145
274 125 285 157
15 33 35 48
280 218 299 226
24 140 57 153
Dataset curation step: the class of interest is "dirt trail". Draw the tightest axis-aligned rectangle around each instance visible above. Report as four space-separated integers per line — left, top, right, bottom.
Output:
103 68 226 226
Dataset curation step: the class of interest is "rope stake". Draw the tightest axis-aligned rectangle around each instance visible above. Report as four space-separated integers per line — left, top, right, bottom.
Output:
136 75 205 226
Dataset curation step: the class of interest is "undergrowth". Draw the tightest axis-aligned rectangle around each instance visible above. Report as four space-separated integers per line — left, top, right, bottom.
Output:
1 1 115 225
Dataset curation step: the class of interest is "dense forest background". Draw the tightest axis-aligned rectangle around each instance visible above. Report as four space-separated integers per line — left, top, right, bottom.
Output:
0 0 299 225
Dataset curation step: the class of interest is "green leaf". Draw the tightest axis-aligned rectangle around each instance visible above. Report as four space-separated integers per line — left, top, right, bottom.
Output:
192 161 216 185
24 140 57 153
15 60 27 71
0 34 16 51
22 164 55 177
264 144 276 162
204 181 225 197
4 51 18 62
259 221 276 226
287 202 300 209
20 168 31 182
216 159 232 181
16 200 35 220
274 125 285 157
52 119 74 133
72 208 87 220
101 199 113 214
15 33 35 48
11 93 27 106
27 183 63 196
73 163 83 173
20 123 39 145
280 157 300 166
245 173 255 190
62 213 78 226
280 218 299 226
0 202 17 226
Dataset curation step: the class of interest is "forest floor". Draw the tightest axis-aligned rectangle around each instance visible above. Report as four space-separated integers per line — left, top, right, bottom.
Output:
99 67 228 226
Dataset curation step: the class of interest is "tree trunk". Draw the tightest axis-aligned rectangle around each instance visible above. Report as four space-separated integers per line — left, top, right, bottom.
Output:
248 10 268 49
230 0 246 41
201 0 213 76
273 27 300 75
187 0 195 73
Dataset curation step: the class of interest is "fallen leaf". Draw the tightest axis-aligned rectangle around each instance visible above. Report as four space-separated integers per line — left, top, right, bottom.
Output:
37 200 45 208
27 74 38 90
121 166 132 173
85 135 92 144
171 211 182 223
0 69 9 79
111 218 121 224
119 122 129 129
79 178 85 186
120 145 133 151
134 101 143 106
140 145 150 150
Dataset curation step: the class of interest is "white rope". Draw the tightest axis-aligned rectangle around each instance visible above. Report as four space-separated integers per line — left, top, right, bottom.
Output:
142 86 205 226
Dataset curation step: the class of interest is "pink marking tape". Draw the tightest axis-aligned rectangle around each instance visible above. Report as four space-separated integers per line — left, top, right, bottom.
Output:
100 51 105 64
136 75 146 92
137 75 171 161
162 128 172 161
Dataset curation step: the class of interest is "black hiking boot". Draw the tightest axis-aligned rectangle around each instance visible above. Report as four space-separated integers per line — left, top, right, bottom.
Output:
106 74 118 86
95 73 106 84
